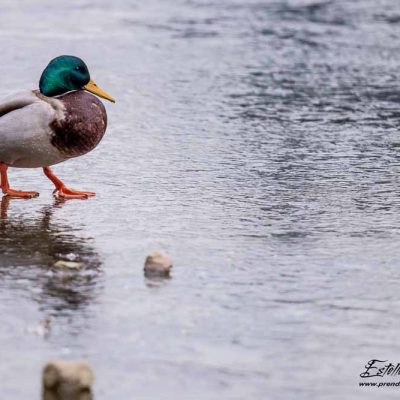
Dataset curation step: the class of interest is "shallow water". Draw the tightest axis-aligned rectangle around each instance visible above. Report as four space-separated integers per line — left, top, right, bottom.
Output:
1 0 400 398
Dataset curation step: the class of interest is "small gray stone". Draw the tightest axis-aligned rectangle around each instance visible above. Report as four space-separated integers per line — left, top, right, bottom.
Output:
144 252 172 277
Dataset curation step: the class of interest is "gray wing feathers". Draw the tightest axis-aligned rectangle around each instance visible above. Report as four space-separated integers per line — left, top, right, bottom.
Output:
0 90 66 168
0 90 38 117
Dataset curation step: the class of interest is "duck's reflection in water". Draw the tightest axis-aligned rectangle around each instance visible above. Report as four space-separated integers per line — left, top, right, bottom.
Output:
0 197 101 316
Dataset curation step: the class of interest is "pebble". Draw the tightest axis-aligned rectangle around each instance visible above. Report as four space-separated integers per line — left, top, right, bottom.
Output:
53 260 86 270
43 360 94 391
144 251 172 277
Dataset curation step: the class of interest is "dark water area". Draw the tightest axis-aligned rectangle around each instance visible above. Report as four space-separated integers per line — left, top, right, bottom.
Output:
1 0 400 398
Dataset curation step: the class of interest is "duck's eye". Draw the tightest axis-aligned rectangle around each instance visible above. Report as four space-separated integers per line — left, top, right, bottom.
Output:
75 66 80 71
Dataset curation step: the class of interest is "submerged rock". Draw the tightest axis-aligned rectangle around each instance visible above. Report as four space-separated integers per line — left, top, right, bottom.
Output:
43 360 94 391
43 388 92 400
144 251 172 277
53 260 86 270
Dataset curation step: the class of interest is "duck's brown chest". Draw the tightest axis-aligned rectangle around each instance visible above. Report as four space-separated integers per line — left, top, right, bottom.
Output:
50 91 107 157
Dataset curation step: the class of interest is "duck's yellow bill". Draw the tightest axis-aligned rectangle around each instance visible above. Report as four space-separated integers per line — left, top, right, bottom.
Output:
84 79 115 103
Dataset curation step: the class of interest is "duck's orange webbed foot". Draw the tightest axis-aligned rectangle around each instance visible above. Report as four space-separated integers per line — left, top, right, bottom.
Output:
3 189 39 198
43 166 95 200
0 162 39 199
53 186 95 199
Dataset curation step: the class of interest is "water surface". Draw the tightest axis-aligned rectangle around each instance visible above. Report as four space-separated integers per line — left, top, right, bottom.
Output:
1 0 400 398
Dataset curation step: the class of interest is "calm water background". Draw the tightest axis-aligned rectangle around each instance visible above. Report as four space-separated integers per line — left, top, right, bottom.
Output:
1 0 400 398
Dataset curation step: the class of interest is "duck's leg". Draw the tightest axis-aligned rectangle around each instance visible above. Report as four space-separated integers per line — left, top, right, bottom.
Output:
0 162 39 198
43 167 95 199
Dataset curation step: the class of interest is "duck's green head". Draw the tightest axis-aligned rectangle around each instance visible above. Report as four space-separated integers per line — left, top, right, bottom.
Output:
39 55 115 103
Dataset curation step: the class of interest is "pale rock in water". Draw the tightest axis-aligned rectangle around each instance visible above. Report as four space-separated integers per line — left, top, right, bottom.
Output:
144 252 173 277
42 360 94 391
53 260 86 270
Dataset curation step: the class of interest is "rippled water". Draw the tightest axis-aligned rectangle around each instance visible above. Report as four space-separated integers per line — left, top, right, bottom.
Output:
1 0 400 398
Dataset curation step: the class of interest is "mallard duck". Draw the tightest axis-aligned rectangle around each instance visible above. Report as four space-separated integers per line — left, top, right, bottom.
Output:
0 55 115 199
